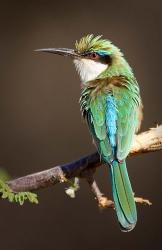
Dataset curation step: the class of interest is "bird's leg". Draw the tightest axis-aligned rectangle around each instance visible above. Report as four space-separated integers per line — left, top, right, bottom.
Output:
84 169 114 209
65 177 80 198
133 193 152 206
91 179 114 209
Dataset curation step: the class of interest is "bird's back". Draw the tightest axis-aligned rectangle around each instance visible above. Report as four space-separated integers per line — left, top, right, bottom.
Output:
80 75 141 231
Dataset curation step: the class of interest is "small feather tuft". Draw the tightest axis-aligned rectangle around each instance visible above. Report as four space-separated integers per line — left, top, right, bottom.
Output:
75 34 122 56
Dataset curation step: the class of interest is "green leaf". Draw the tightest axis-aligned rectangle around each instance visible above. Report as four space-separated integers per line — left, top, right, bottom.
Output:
0 178 39 205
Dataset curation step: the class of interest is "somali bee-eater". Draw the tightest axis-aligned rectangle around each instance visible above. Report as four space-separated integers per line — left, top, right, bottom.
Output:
36 35 143 232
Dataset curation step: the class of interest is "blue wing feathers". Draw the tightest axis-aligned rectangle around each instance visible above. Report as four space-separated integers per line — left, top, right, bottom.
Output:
106 95 117 149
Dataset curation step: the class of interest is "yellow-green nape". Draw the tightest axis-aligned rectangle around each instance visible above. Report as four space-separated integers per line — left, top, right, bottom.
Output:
75 34 123 56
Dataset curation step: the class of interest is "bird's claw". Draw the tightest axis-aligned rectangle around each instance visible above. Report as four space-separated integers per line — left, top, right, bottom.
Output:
97 196 114 209
134 196 152 206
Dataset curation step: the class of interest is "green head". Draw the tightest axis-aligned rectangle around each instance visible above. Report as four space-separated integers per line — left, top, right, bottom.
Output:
36 34 131 83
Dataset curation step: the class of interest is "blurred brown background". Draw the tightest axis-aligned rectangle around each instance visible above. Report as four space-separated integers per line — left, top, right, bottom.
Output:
0 0 161 249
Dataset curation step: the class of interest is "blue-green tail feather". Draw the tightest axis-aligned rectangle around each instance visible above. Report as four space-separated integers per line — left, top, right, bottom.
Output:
110 160 137 232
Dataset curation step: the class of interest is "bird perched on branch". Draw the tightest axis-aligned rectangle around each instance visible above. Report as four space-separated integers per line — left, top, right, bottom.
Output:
36 34 142 232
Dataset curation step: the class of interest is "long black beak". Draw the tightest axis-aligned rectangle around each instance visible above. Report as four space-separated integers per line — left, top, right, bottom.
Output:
35 48 79 58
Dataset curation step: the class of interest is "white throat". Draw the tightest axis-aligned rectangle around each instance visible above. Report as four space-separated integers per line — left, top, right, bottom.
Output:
73 58 107 83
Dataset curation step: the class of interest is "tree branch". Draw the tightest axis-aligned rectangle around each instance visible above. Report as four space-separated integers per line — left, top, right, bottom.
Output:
8 125 162 193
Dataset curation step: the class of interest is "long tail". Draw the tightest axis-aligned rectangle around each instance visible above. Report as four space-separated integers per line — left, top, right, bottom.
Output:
110 160 137 232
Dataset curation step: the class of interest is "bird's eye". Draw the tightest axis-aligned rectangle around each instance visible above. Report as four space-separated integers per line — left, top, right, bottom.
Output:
90 52 99 59
83 52 100 60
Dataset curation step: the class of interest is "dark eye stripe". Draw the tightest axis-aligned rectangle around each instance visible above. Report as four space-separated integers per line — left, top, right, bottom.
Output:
82 52 99 59
82 52 92 57
82 51 112 65
100 54 112 65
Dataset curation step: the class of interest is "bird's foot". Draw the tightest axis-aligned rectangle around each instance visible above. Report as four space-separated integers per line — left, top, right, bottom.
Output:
97 196 114 209
134 195 152 206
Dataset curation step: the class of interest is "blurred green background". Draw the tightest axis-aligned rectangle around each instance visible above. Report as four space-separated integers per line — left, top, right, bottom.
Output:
0 0 161 249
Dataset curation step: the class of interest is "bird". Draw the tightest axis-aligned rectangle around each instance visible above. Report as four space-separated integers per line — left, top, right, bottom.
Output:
36 34 143 232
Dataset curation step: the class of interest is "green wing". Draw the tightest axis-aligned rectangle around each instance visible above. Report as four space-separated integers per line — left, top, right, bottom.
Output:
85 87 138 163
113 86 138 161
87 93 114 162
